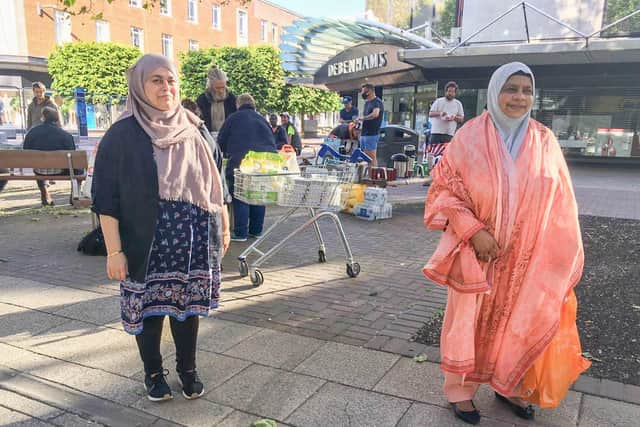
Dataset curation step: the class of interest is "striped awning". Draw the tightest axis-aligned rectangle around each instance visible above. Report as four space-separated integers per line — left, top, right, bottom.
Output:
280 18 439 78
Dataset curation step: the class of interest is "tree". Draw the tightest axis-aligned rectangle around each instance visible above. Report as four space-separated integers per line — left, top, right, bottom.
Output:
366 0 434 29
48 42 141 102
604 0 640 35
435 0 456 38
180 46 341 116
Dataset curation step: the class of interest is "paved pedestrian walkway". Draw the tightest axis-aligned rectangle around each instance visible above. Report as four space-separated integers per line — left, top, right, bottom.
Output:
1 165 639 425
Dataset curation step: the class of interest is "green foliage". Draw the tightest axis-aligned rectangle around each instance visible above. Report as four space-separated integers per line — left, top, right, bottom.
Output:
180 46 340 115
48 42 141 102
366 0 434 28
435 0 456 38
604 0 640 35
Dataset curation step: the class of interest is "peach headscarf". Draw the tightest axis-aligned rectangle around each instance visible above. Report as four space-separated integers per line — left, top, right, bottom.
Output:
118 54 223 213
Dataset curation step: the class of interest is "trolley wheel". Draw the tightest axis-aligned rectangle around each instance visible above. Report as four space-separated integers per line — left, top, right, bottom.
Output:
238 260 249 277
318 250 327 263
346 262 361 278
250 269 264 287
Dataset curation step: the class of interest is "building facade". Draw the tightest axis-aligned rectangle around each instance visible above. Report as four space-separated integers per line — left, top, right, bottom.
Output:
0 0 300 87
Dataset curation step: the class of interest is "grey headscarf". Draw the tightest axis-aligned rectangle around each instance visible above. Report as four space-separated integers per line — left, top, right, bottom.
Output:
487 62 535 159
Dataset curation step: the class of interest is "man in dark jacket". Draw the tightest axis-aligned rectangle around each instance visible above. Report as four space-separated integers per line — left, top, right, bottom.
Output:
196 65 237 132
23 106 77 206
269 113 288 150
217 93 277 241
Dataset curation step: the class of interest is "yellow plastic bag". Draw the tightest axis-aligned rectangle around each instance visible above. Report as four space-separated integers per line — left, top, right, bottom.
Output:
520 290 591 408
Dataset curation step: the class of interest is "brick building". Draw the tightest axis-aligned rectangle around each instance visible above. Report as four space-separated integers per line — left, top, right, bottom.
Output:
0 0 301 87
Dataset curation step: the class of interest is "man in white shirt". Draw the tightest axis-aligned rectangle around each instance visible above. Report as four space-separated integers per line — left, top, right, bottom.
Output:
428 81 464 145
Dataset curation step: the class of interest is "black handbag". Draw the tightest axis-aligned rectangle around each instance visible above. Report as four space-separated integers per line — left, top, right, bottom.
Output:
77 226 107 256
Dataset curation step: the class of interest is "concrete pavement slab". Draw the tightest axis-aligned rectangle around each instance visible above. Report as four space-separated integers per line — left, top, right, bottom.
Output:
223 329 324 370
0 302 69 342
217 411 291 427
473 387 582 427
396 402 516 427
0 277 105 312
579 395 640 427
51 295 121 325
294 341 400 390
48 412 108 426
132 395 234 427
205 364 325 421
0 406 51 426
373 357 446 406
197 318 263 353
285 382 411 427
0 389 63 422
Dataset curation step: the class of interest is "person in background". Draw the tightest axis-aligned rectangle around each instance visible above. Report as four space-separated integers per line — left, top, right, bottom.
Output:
279 112 302 155
181 98 201 118
92 54 230 403
218 94 278 242
27 82 61 130
357 83 384 167
423 62 590 425
23 106 77 206
339 96 359 124
425 81 464 165
328 121 361 154
269 113 288 150
196 65 237 132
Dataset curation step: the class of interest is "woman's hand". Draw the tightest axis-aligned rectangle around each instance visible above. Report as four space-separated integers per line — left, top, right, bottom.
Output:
106 252 129 281
470 229 500 262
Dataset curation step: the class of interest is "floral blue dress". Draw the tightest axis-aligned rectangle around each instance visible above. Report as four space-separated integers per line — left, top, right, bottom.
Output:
120 200 221 335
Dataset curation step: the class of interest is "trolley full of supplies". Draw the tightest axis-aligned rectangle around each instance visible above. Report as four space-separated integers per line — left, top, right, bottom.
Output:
233 163 361 286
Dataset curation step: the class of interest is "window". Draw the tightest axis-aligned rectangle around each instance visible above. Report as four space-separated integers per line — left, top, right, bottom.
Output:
187 0 198 22
129 0 141 7
260 20 268 42
54 10 72 45
271 23 278 44
131 27 144 51
189 39 200 51
160 0 171 16
95 20 110 42
237 10 248 45
161 34 173 58
212 4 221 29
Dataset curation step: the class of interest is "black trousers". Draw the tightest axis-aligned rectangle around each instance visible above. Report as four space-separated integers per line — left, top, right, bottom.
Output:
135 315 199 375
428 133 453 144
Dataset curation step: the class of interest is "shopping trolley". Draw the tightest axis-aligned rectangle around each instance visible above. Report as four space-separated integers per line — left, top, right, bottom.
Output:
233 164 361 286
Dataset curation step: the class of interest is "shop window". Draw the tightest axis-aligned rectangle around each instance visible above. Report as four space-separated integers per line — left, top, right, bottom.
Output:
533 87 640 158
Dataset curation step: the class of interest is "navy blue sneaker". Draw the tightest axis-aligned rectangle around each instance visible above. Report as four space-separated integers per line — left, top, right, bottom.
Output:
178 370 204 400
144 370 172 402
230 233 248 242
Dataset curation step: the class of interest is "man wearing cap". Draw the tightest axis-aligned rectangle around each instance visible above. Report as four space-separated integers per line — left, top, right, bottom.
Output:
339 96 359 124
197 65 237 132
280 112 302 155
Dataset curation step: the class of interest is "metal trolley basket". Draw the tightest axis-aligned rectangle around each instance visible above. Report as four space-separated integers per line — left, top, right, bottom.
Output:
233 164 361 286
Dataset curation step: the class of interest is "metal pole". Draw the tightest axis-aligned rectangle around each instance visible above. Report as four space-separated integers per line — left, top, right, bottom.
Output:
587 8 640 38
522 2 530 43
523 2 587 38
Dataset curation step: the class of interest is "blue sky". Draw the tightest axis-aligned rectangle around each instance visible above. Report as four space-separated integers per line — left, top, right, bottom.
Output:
269 0 366 18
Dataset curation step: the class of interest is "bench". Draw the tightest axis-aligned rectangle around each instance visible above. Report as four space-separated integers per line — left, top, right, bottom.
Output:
0 150 89 207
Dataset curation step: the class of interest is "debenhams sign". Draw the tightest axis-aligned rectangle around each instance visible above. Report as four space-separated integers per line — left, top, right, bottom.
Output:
327 52 388 77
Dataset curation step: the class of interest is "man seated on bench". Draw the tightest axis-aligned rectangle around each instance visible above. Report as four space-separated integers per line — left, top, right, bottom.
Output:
23 106 76 206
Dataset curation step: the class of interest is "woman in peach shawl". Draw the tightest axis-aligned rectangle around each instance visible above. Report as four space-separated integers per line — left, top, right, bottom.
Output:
423 62 590 424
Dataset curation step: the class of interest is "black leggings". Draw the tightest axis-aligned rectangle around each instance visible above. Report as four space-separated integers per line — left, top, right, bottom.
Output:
135 315 199 375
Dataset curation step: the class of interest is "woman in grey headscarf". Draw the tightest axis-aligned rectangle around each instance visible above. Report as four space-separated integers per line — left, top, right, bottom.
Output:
423 62 589 424
92 54 230 403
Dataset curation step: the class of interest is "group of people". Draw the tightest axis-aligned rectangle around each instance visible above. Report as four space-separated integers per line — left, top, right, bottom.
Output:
86 52 589 425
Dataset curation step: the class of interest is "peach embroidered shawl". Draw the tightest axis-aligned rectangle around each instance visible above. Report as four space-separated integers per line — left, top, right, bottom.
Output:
423 112 584 395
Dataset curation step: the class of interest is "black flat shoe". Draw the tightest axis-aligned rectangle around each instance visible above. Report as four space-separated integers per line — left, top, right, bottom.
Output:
495 392 535 420
450 401 481 425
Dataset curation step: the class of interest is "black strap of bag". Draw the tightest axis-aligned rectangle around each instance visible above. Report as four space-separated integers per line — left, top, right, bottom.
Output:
199 125 232 204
